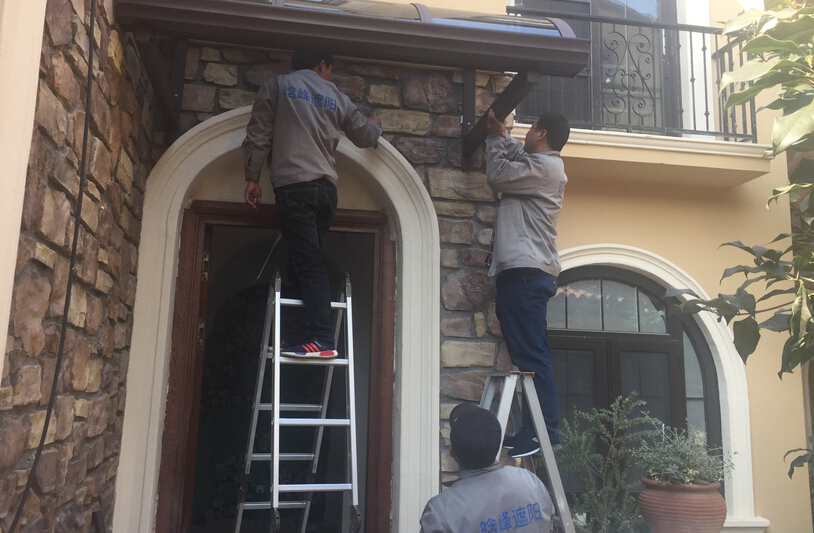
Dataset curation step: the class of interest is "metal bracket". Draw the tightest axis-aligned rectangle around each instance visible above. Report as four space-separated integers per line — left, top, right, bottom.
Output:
461 70 543 168
461 69 476 171
133 33 187 131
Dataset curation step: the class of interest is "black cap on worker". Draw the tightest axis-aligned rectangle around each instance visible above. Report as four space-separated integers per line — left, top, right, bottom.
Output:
449 403 502 470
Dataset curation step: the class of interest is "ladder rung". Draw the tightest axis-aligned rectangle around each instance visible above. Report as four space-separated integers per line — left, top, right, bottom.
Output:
265 352 350 366
279 297 347 310
250 452 316 461
242 501 307 510
278 418 350 427
279 483 352 493
258 403 324 412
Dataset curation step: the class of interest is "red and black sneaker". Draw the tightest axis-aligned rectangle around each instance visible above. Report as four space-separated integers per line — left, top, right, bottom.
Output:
280 339 338 359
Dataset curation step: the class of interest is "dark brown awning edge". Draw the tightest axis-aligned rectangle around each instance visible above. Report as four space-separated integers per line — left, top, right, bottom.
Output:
115 0 590 75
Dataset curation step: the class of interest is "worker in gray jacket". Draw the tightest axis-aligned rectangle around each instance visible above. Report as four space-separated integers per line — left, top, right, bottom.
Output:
484 109 570 458
419 403 554 533
243 49 382 358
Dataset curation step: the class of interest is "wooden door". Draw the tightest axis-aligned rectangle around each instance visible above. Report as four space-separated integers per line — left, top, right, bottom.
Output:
155 200 396 533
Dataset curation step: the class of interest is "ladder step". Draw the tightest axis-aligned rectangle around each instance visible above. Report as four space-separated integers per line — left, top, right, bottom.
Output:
279 483 352 493
243 501 307 510
265 352 349 366
250 452 316 461
278 418 350 427
257 403 323 412
280 297 347 310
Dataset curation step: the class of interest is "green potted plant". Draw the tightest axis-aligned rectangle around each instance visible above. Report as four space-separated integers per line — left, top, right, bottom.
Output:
553 394 658 533
635 426 729 533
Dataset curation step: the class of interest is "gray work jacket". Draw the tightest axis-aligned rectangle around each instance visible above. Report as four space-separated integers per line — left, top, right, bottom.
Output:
419 463 554 533
485 132 567 278
242 69 382 188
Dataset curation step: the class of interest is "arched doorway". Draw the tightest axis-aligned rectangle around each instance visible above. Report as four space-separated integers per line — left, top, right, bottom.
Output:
113 107 441 533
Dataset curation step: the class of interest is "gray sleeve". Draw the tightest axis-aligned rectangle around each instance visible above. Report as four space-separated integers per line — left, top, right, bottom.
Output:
485 133 547 194
419 500 448 533
242 77 277 182
504 133 525 160
340 99 382 148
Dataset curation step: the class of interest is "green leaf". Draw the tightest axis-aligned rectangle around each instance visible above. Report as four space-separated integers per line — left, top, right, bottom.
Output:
721 264 762 280
769 182 814 206
723 72 801 108
720 240 755 255
721 57 781 87
705 297 741 324
734 317 761 362
773 100 814 155
787 452 812 478
767 96 795 110
767 16 814 43
757 287 796 303
723 8 769 35
760 311 791 332
779 335 814 376
790 135 814 152
751 244 774 260
768 58 814 75
725 84 770 108
790 159 814 185
664 287 699 299
742 35 804 55
776 6 811 19
738 288 758 314
722 293 746 311
794 253 813 272
780 336 799 374
768 232 793 244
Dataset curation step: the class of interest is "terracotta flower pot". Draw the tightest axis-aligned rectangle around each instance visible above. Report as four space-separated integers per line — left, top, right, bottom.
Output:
638 477 727 533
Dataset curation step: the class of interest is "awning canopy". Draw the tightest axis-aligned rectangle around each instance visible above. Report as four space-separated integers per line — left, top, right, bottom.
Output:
116 0 590 75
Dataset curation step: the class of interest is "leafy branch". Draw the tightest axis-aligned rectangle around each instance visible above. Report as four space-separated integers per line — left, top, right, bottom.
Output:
671 1 814 378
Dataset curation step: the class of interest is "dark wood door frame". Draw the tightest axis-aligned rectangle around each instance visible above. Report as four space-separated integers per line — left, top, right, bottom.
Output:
155 200 396 533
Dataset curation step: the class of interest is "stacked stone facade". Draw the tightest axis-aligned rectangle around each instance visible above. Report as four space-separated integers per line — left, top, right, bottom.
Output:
3 22 518 529
178 46 516 485
1 0 160 530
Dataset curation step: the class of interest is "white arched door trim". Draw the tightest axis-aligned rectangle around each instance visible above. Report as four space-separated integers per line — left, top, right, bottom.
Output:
560 244 769 533
112 107 440 533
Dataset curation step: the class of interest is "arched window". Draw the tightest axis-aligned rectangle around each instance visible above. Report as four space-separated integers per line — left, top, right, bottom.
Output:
548 266 721 447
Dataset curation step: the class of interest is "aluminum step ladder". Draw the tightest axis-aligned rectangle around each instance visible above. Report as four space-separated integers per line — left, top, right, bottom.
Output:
235 271 360 533
480 371 575 533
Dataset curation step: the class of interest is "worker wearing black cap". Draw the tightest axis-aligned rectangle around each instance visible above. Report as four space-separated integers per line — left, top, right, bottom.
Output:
419 403 554 533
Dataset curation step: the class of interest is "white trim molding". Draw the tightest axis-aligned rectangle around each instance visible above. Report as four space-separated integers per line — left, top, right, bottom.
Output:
560 244 769 533
113 107 440 533
0 0 49 378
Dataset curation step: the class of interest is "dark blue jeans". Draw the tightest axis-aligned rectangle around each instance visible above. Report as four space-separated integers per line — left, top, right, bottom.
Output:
274 178 337 345
495 267 560 445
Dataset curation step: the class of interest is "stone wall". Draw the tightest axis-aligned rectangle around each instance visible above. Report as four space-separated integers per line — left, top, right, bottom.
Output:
1 0 161 530
178 46 515 489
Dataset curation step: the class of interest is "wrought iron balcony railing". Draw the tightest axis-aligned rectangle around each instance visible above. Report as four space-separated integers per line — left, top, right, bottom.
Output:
508 6 757 143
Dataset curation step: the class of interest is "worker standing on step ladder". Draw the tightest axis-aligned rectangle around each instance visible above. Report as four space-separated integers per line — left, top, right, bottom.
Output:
242 49 382 358
484 109 570 458
419 403 554 533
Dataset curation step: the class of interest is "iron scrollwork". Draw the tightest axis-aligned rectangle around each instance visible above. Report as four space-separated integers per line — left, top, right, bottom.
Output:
601 27 658 126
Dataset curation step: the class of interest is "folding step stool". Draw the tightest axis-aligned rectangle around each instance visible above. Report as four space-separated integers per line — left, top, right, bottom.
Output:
235 271 360 533
480 372 575 533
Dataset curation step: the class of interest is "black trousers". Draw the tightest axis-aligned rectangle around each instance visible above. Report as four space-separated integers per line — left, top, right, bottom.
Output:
274 178 337 345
